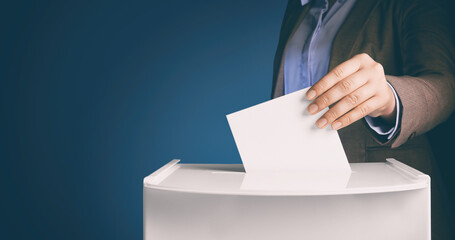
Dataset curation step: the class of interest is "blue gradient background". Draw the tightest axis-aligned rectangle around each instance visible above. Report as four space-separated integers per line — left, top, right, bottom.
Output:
1 1 454 239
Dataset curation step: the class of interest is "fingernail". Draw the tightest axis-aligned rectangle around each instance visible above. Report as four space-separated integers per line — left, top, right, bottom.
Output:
332 122 342 130
316 118 327 128
307 90 316 100
308 104 318 114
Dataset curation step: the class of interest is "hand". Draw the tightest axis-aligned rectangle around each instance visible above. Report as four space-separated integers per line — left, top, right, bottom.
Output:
306 53 396 130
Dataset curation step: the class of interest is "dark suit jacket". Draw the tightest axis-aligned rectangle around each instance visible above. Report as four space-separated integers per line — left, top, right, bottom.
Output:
272 0 455 238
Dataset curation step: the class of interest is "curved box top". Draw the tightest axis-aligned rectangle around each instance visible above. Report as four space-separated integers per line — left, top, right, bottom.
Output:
143 159 429 196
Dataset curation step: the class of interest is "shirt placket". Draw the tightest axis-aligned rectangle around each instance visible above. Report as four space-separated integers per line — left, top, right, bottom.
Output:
305 1 328 86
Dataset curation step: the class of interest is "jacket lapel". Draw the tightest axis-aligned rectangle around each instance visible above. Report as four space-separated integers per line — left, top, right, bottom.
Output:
328 0 380 69
272 1 311 98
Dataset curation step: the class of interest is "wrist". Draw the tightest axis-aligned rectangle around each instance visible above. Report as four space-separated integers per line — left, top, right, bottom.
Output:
380 88 397 123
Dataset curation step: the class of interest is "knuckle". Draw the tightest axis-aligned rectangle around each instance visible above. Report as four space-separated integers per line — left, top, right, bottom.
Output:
333 67 345 79
342 115 352 125
347 94 359 105
312 84 324 95
319 95 330 106
340 79 352 91
372 62 384 73
326 110 338 121
357 53 370 60
358 105 369 116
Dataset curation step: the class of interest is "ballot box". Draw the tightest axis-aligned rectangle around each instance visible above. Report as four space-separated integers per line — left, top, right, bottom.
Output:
143 158 430 240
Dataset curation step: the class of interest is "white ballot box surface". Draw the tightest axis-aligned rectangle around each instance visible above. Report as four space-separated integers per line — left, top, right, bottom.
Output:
143 159 430 240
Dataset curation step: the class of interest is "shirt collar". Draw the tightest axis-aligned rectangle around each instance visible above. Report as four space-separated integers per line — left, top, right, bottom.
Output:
301 0 311 6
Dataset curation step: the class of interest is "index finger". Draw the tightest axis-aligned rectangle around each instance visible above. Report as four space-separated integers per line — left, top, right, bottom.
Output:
306 55 363 101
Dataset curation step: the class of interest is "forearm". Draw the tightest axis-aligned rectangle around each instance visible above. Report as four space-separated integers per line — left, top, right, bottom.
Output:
386 74 455 148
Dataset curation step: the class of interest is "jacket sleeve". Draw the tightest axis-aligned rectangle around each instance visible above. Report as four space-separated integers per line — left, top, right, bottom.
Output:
384 0 455 148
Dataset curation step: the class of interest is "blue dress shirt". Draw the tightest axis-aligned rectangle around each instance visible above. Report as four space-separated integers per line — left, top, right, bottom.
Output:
284 0 401 140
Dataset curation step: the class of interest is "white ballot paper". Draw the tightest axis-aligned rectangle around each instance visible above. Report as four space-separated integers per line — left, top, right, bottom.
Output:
227 87 351 189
